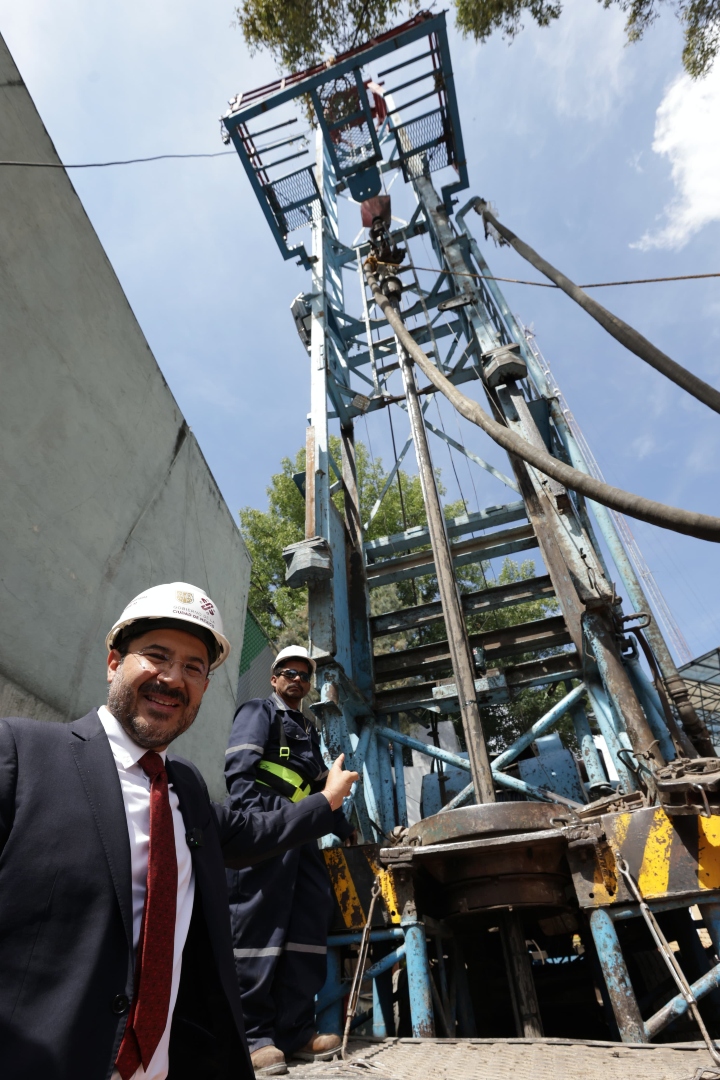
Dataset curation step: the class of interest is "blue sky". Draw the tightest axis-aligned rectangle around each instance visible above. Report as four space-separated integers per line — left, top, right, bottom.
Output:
1 0 719 661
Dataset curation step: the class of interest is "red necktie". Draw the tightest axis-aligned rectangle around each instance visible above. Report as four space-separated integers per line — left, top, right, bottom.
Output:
116 752 178 1079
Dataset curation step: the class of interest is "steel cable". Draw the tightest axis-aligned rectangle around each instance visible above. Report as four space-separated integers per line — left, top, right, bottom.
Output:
364 264 720 543
472 199 720 415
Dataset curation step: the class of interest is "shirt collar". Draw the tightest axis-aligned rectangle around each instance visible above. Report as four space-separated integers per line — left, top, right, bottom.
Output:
271 691 292 712
271 692 315 729
98 705 167 770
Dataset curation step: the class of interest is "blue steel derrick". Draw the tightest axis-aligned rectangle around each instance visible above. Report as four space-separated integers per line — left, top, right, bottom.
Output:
225 11 720 1054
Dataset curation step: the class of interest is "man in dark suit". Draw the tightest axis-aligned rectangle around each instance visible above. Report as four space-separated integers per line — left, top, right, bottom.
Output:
0 582 358 1080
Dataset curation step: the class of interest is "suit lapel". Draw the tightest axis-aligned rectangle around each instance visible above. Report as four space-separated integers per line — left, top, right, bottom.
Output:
165 758 203 843
69 710 134 950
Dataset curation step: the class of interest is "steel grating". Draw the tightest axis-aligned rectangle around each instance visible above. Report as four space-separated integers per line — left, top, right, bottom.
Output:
265 166 323 234
287 1036 718 1080
394 109 451 179
319 74 376 170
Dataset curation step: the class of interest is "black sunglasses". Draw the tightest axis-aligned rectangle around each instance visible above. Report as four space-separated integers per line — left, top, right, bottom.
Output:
276 668 311 683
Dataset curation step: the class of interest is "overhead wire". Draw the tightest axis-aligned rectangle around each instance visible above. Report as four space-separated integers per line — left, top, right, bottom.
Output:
473 200 720 415
0 152 236 168
365 262 720 544
374 261 720 290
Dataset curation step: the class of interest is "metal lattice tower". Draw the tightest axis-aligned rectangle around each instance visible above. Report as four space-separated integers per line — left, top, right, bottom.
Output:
520 322 693 667
223 12 720 1051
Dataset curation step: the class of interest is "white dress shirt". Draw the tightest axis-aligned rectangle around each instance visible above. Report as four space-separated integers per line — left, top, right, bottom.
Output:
99 706 195 1080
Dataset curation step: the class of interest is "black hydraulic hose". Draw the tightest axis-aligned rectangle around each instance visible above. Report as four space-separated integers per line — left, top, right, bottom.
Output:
364 264 720 544
473 199 720 416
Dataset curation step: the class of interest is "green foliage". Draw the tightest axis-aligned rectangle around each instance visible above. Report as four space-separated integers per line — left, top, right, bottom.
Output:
237 0 717 97
455 0 562 49
460 0 720 78
241 442 572 754
240 436 430 640
235 0 417 74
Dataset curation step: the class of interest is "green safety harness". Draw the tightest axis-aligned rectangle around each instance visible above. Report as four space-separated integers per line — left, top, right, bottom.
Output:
255 711 315 803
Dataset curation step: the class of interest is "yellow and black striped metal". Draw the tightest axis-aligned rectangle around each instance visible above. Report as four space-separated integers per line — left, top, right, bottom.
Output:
568 806 720 907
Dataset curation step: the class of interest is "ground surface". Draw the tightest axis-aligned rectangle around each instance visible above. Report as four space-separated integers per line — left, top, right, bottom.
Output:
287 1036 719 1080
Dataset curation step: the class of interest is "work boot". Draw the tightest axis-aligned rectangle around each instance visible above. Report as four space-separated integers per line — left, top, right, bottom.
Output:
250 1045 288 1075
293 1033 343 1061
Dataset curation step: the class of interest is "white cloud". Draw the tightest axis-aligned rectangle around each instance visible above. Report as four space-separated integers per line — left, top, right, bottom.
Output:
630 432 656 460
634 63 720 249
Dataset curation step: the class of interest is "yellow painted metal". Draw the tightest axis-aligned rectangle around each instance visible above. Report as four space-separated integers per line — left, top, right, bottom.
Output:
698 814 720 891
366 855 402 924
584 812 628 904
324 848 366 929
568 807 720 908
610 812 632 850
637 810 675 896
323 846 402 927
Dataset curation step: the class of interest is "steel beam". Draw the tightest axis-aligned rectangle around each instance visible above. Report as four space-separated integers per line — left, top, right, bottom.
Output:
589 908 646 1043
584 612 665 769
365 500 527 561
492 683 587 772
381 272 495 805
341 422 374 696
373 614 571 683
370 573 555 639
365 522 538 588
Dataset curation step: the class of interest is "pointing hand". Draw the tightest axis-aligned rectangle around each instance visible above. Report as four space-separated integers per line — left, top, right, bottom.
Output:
322 753 359 811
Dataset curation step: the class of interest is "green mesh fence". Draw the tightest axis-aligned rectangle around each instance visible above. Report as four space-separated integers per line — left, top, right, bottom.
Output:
238 610 271 677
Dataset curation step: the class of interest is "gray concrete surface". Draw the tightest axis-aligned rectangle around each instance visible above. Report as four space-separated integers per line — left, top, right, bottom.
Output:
0 33 250 799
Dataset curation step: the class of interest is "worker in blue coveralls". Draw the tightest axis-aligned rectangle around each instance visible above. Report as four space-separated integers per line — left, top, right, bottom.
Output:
225 645 355 1076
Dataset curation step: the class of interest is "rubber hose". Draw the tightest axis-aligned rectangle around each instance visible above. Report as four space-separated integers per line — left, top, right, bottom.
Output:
365 266 720 543
475 200 720 416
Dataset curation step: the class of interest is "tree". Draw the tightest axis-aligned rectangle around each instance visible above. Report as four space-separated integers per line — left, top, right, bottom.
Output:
239 435 432 641
240 439 572 752
235 0 416 76
455 0 720 79
236 0 717 90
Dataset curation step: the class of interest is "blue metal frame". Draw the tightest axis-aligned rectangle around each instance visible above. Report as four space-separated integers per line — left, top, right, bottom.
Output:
318 923 434 1037
222 12 468 265
225 11 708 1047
589 900 720 1043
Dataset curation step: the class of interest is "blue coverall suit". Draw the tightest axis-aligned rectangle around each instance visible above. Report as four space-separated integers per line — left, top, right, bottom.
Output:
225 692 353 1056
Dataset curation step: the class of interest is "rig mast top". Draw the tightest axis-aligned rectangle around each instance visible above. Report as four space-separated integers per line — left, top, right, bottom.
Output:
221 11 467 267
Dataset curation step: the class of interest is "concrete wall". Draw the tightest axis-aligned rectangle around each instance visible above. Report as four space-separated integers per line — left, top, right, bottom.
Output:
0 34 250 799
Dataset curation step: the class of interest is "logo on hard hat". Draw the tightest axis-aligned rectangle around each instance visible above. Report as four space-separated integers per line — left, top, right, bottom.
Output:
200 597 215 615
176 590 194 604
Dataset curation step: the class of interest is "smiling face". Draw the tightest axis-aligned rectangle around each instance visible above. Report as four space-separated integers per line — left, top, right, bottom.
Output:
106 627 210 751
270 658 312 708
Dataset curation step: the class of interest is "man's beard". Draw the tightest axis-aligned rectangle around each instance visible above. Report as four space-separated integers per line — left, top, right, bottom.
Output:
107 667 200 750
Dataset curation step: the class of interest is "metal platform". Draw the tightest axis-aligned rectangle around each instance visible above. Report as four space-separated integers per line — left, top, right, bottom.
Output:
288 1036 718 1080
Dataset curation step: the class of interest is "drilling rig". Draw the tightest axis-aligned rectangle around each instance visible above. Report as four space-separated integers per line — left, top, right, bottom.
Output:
222 11 720 1059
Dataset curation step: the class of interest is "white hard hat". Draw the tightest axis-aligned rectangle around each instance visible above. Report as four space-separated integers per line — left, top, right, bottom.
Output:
106 582 231 671
272 645 316 676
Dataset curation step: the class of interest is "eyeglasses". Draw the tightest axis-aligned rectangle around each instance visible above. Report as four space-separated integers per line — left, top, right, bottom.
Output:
275 668 311 683
129 649 209 685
